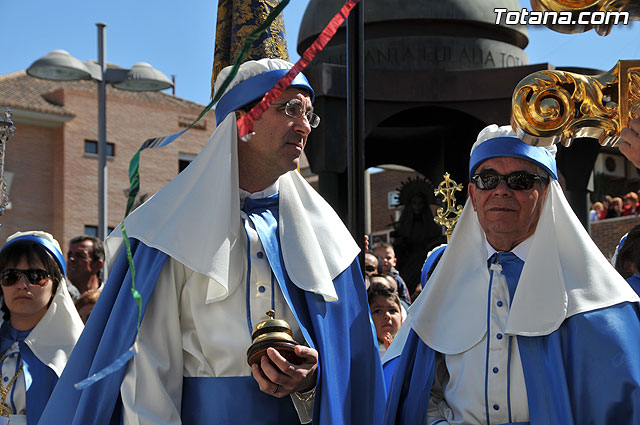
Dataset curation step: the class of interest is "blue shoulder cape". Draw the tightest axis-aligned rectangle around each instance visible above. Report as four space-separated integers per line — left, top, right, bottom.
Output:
384 302 640 425
378 244 446 395
39 238 386 425
0 324 58 425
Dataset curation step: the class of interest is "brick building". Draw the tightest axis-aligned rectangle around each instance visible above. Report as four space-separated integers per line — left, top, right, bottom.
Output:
0 69 214 248
591 215 640 260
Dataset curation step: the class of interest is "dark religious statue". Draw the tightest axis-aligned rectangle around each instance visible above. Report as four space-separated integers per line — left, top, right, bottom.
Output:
391 177 445 294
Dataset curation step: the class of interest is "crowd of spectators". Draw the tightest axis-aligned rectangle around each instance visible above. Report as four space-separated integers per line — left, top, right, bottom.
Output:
590 191 640 221
363 242 414 358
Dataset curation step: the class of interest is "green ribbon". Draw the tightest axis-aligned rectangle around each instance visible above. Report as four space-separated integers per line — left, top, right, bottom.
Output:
120 222 142 329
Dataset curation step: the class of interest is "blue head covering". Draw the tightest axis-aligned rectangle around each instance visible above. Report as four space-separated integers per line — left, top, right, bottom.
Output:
214 63 315 124
469 135 558 180
0 232 66 275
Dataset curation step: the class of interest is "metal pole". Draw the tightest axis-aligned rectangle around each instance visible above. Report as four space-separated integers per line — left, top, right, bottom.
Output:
346 1 365 259
364 169 371 235
97 23 108 242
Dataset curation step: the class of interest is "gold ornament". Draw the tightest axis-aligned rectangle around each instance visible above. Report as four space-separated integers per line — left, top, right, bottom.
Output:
511 60 640 148
211 0 290 96
0 348 22 417
434 173 463 242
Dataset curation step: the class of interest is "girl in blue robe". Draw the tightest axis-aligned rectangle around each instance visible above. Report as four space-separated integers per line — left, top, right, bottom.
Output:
0 231 83 425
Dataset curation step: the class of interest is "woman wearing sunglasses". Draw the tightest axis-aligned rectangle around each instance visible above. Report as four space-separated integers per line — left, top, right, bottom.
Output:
0 231 83 425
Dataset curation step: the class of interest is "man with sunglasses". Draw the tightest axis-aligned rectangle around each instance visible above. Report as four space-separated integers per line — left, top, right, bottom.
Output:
364 251 382 278
41 59 385 425
384 124 640 425
66 235 104 295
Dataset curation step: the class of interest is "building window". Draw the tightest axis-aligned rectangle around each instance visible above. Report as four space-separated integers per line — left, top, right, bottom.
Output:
85 140 115 156
84 225 114 237
179 153 197 173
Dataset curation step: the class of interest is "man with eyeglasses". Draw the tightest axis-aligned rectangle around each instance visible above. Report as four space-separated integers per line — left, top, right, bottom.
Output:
40 59 385 425
383 124 640 425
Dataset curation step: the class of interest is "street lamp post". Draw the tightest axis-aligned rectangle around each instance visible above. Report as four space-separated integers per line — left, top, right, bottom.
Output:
97 23 108 242
0 108 15 224
26 23 173 241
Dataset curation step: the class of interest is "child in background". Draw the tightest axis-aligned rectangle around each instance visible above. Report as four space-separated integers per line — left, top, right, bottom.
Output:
367 283 403 358
589 202 604 222
373 241 412 304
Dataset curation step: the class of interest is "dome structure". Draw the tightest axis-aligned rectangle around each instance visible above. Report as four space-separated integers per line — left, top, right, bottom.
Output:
298 0 528 72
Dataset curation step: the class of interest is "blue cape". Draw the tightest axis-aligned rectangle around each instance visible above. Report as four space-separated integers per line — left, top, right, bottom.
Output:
381 245 446 395
39 238 386 425
384 302 640 425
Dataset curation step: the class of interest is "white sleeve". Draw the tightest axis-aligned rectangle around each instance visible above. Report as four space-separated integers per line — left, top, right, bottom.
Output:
121 258 185 425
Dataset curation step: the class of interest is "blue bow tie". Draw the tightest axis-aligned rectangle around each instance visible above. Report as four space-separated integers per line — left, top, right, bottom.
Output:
489 251 524 302
242 193 279 215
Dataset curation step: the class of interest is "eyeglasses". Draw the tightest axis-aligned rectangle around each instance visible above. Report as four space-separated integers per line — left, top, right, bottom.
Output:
0 269 50 287
471 172 549 191
273 99 320 128
365 265 377 272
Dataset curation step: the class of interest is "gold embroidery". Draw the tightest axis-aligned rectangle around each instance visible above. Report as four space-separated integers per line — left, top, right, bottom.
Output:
212 0 290 97
0 347 23 418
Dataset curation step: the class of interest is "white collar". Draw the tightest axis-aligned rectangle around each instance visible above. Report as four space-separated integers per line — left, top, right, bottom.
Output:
239 181 280 206
485 236 532 262
106 115 359 304
406 180 639 354
24 278 84 376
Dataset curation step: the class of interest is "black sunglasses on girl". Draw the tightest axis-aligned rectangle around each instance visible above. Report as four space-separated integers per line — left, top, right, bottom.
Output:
471 172 549 191
0 269 50 287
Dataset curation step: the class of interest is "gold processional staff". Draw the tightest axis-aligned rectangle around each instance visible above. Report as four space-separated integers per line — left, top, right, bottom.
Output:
512 1 639 146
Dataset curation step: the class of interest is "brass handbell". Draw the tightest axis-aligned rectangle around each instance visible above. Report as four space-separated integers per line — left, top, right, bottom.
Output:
246 310 304 366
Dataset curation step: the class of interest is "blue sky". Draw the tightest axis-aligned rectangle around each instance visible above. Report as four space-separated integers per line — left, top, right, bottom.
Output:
3 0 639 106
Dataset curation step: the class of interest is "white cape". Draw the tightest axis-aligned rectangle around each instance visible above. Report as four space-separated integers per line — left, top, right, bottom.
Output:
24 277 84 376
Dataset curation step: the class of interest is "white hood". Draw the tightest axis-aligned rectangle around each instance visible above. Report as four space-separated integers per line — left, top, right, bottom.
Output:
106 114 360 303
407 180 639 354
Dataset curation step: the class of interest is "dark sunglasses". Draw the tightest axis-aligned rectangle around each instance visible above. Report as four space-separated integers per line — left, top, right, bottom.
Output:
365 265 376 272
471 172 549 191
0 268 50 287
67 251 91 261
